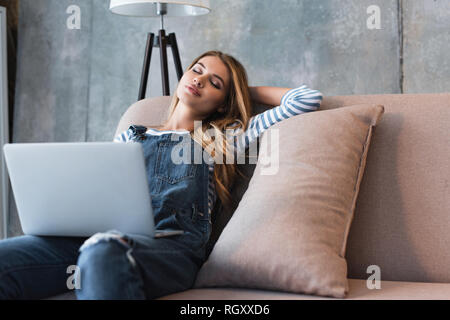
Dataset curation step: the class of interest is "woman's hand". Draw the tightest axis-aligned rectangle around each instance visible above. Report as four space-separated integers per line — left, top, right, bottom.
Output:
249 86 293 107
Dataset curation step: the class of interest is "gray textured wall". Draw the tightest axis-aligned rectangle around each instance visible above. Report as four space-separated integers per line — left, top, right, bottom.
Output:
7 0 450 236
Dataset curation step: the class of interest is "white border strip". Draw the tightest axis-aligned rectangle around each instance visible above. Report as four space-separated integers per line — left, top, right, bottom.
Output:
0 6 10 239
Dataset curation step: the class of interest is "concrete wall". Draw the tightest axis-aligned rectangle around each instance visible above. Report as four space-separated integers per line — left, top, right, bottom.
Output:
7 0 450 236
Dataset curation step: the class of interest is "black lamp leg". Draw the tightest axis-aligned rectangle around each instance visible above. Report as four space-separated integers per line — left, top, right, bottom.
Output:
138 33 154 101
159 29 170 96
169 33 183 81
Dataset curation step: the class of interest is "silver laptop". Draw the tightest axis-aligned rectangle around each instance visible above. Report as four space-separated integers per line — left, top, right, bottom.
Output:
2 142 184 238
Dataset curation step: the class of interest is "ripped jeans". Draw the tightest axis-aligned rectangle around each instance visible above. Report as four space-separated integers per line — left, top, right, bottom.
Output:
0 204 211 300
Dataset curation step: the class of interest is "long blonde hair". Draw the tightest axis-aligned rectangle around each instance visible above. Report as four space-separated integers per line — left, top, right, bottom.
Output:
165 50 253 211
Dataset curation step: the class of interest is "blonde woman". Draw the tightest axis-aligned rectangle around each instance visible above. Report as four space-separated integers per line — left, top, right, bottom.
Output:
0 50 322 300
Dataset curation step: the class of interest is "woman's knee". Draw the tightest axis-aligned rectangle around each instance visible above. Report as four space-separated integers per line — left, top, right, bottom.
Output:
75 232 144 299
77 234 134 271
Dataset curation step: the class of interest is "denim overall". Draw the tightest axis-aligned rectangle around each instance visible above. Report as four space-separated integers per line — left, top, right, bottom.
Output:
0 125 213 300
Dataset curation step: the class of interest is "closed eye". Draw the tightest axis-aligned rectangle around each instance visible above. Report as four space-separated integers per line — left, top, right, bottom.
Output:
192 68 221 89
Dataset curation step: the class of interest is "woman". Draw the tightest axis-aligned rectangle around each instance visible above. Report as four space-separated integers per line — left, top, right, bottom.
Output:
0 50 323 300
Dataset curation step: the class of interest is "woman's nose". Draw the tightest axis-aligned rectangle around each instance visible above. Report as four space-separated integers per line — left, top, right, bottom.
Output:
193 78 203 88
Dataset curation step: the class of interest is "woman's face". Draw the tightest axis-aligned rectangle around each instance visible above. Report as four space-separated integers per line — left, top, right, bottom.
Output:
176 55 231 117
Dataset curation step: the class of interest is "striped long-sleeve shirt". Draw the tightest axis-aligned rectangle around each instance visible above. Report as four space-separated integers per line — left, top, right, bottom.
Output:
114 85 323 215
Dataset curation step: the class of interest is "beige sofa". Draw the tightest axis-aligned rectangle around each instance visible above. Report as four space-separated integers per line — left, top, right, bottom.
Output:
50 92 450 300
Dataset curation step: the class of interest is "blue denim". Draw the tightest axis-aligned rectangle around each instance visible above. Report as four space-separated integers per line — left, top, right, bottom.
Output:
0 125 212 300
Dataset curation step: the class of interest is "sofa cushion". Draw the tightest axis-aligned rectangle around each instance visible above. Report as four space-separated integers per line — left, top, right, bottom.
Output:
46 278 450 300
160 279 450 300
193 104 385 298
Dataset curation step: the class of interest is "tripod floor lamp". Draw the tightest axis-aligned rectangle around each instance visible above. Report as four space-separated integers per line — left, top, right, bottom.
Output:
109 0 211 100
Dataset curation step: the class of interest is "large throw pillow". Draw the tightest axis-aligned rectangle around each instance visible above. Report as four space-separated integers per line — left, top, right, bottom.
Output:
194 104 385 298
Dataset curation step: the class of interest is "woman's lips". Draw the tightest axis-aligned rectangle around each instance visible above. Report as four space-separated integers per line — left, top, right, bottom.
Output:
186 85 201 97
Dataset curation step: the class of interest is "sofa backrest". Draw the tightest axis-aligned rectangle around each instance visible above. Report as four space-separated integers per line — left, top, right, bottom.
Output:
323 93 450 284
115 93 450 284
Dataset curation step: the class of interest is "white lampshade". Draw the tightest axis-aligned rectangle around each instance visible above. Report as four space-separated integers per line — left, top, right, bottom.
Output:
109 0 211 17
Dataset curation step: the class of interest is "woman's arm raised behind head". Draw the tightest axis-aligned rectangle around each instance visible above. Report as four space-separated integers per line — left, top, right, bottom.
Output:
231 85 323 154
249 86 293 107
